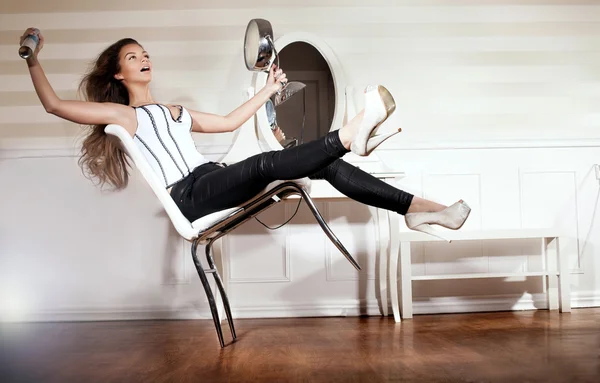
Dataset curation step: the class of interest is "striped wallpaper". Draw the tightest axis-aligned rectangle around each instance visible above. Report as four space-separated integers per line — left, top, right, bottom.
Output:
0 0 598 150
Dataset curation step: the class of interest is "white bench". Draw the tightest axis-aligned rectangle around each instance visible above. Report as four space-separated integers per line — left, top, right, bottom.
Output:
390 229 571 322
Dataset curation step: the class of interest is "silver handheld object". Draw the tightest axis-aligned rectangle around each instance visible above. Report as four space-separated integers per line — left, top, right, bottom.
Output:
243 19 305 106
19 29 39 59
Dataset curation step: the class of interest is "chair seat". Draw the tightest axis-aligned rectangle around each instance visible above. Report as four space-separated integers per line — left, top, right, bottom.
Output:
191 207 243 232
190 178 311 233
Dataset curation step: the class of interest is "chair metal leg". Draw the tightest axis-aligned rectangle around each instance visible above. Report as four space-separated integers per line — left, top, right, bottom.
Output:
191 238 225 348
297 187 362 271
188 181 359 348
205 238 237 341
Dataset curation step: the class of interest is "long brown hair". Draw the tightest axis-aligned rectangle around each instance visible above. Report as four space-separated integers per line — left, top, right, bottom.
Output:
77 38 140 190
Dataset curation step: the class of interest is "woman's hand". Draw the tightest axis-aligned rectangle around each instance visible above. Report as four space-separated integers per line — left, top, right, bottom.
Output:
20 27 44 63
266 64 287 95
190 64 289 133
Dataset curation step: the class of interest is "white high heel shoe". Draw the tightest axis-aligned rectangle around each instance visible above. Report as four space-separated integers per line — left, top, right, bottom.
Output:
404 200 471 243
350 85 401 156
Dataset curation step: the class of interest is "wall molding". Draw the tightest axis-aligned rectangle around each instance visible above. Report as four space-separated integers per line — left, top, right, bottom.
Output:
227 203 292 284
162 238 191 285
519 169 583 273
324 203 377 282
0 144 233 160
3 138 600 160
381 138 600 151
5 292 597 323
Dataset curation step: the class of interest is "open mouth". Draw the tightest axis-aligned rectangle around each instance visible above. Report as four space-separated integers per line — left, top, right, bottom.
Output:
140 66 150 72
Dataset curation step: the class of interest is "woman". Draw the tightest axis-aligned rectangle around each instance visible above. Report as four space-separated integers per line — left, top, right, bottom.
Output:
20 28 470 240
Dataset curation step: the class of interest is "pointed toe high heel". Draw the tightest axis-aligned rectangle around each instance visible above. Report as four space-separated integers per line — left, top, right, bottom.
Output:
350 85 401 156
404 200 471 243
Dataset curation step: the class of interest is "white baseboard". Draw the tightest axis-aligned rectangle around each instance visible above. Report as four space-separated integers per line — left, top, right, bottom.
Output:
407 292 600 315
570 291 600 308
0 301 382 323
231 300 382 319
231 294 548 319
3 292 598 323
232 292 600 319
412 293 546 315
0 306 212 323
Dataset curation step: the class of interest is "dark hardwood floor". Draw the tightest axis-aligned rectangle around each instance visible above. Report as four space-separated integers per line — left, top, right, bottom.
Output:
1 308 599 382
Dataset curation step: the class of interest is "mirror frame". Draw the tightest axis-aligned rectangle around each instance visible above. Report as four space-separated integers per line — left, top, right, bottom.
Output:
251 32 347 152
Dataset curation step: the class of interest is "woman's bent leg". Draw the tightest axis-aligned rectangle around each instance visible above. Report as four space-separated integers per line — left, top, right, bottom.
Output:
173 131 349 221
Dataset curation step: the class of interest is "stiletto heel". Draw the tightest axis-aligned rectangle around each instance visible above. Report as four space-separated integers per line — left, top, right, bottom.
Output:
351 85 398 156
411 223 451 243
364 129 402 155
404 200 471 241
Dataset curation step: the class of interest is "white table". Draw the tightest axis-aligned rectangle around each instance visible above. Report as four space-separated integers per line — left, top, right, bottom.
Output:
391 229 571 322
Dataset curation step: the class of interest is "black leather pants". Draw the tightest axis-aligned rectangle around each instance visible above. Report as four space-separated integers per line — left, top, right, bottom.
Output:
171 130 414 222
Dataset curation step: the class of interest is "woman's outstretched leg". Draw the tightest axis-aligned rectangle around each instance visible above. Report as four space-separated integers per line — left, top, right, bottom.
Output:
309 159 471 241
309 159 447 216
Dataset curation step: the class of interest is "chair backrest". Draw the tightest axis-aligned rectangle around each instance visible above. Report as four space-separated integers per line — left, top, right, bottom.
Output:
105 124 198 241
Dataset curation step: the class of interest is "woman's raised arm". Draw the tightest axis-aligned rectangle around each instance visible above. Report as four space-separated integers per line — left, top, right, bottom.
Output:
22 28 134 129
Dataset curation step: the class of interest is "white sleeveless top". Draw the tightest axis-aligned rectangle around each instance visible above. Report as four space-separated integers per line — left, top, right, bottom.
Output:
132 104 209 188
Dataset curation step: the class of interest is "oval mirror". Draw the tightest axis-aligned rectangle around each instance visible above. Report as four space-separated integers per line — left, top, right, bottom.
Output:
272 41 335 147
252 33 346 152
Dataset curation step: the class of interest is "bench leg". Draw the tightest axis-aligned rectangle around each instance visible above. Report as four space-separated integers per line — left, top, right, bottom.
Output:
399 241 413 319
556 237 571 312
377 208 390 317
544 237 559 311
388 215 401 322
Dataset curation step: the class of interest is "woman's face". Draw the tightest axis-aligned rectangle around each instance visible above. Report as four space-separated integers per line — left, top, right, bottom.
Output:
114 43 152 84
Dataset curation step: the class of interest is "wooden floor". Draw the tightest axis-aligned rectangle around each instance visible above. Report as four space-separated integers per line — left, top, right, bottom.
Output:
1 309 599 383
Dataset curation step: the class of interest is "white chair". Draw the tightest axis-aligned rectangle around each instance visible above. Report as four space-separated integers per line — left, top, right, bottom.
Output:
105 124 360 348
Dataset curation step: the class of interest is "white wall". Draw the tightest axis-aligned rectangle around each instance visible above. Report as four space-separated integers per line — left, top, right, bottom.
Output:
1 0 599 321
